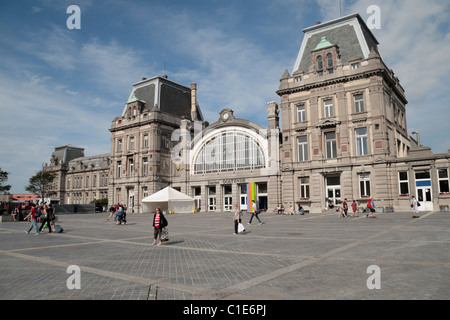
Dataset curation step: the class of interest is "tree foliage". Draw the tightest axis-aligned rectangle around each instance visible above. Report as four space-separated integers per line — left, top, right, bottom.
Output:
25 169 56 200
0 168 11 193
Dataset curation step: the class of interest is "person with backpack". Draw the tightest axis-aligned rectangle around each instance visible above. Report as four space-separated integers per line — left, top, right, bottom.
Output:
366 198 376 218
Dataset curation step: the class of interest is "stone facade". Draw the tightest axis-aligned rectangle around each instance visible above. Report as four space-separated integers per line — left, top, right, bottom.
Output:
277 14 449 213
44 14 449 214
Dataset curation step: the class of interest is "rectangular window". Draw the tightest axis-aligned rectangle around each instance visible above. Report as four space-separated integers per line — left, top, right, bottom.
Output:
162 136 168 148
143 134 149 148
325 131 337 159
351 63 360 70
398 171 409 195
355 127 369 156
300 178 310 199
297 105 306 122
142 157 148 176
438 168 449 193
117 139 122 152
128 158 134 177
354 94 365 113
142 187 148 199
359 173 371 197
117 161 121 178
129 137 135 150
324 99 333 118
297 135 308 162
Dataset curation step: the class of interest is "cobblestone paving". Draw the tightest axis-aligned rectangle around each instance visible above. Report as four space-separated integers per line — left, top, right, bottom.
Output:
0 210 449 300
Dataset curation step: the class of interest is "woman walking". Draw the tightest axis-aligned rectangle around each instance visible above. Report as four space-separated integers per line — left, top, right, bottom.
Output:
152 208 168 246
39 204 53 233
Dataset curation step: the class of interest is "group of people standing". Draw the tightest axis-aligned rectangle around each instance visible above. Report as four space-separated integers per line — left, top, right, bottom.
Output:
337 196 421 218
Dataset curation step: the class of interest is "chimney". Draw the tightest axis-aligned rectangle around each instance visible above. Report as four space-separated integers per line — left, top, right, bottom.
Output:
191 83 198 121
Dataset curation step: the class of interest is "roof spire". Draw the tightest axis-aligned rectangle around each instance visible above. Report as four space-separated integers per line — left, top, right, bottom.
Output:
314 36 334 50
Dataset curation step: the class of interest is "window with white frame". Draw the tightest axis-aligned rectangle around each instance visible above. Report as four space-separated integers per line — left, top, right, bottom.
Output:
128 158 134 177
398 171 409 195
129 137 135 150
325 131 337 159
354 94 365 113
194 129 266 174
297 104 306 123
142 157 148 176
117 161 121 178
143 134 149 148
297 135 308 162
142 186 148 199
299 177 310 199
351 62 360 70
359 173 371 197
323 99 333 118
438 168 449 193
117 139 122 152
355 127 369 156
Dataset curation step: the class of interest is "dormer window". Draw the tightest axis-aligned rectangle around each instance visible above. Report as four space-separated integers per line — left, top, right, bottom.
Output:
326 53 334 74
317 55 323 70
312 37 338 77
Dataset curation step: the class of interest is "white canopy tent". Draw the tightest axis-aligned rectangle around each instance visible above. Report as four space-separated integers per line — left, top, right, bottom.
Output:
141 187 195 214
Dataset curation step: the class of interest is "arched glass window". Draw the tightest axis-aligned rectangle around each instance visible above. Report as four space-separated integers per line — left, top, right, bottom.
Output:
193 128 266 174
327 53 333 67
317 55 323 70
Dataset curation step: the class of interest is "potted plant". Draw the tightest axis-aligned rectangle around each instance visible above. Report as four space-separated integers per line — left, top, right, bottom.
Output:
439 205 449 212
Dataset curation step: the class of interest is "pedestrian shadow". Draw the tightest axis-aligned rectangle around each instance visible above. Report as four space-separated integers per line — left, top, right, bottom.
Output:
164 240 185 245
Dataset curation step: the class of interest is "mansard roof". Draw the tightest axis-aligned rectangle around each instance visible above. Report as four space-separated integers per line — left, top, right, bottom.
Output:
292 13 379 74
123 76 204 121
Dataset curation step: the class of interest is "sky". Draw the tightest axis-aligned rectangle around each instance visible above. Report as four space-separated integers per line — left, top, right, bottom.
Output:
0 0 449 194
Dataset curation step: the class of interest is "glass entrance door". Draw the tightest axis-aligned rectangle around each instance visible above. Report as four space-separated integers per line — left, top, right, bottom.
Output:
327 187 341 207
415 170 433 211
326 176 341 208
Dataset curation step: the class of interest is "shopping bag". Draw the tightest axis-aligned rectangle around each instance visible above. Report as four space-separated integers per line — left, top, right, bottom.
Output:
161 227 169 241
238 223 245 233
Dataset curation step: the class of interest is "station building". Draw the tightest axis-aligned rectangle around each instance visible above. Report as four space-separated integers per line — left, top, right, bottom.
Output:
44 13 450 213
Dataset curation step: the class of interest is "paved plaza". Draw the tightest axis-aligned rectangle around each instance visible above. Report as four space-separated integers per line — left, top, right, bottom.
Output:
0 210 449 300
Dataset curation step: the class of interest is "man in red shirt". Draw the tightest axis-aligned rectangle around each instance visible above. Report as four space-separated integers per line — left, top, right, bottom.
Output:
24 204 40 235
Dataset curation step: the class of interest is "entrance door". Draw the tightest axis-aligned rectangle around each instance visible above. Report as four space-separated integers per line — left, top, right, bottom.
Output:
127 188 134 212
223 185 232 211
415 170 433 211
208 186 216 211
326 176 341 207
327 187 341 206
240 184 247 211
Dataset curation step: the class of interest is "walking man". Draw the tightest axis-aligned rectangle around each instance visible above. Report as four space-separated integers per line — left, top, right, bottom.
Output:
366 197 376 218
24 204 40 235
248 200 262 225
411 196 419 218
